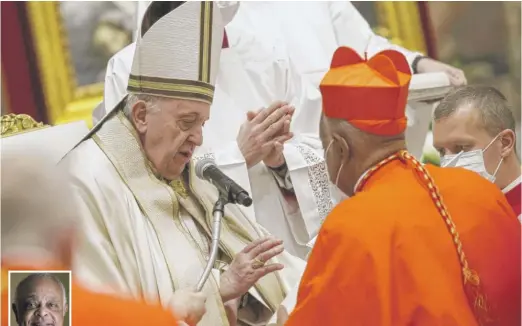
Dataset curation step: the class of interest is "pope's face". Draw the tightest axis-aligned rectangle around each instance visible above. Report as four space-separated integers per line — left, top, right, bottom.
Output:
138 98 210 180
14 278 67 326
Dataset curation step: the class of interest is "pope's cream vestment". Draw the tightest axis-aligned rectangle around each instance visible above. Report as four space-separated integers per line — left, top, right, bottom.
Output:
66 3 304 325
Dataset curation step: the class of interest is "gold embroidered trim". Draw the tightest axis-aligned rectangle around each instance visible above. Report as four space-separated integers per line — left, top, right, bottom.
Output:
127 77 214 104
170 180 189 199
199 2 213 83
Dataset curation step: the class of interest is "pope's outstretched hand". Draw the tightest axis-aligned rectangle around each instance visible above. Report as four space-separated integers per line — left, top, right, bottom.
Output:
220 236 285 303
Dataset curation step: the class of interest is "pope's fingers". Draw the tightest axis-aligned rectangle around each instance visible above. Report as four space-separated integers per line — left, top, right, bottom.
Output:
252 101 287 124
249 237 283 258
242 236 272 254
257 244 284 263
255 263 285 277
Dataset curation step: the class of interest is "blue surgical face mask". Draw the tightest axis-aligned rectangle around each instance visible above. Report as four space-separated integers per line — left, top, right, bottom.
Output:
325 139 348 203
440 134 503 183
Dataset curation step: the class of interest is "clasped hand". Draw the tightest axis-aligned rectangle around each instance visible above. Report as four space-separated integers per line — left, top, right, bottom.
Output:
220 236 285 303
416 57 467 86
237 101 295 169
169 288 207 326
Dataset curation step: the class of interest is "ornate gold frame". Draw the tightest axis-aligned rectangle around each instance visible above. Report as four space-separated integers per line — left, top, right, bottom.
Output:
24 1 426 128
0 113 49 137
26 2 102 127
374 2 427 54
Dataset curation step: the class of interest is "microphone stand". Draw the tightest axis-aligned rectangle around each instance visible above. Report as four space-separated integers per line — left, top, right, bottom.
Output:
195 191 230 292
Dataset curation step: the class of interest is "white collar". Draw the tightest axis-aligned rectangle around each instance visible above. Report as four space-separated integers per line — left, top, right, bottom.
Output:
502 176 522 194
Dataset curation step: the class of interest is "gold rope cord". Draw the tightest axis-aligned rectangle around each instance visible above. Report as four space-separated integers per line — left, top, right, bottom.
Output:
355 150 492 325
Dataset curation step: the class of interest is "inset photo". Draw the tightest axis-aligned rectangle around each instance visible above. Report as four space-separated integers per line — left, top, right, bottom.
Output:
8 271 71 326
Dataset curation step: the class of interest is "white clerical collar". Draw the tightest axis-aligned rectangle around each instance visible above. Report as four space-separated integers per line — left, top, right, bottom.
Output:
502 176 521 194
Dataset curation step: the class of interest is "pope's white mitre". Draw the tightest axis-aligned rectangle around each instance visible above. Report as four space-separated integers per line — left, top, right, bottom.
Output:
128 1 225 105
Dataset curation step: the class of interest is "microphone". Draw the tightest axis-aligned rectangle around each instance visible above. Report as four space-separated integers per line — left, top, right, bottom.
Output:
195 158 253 207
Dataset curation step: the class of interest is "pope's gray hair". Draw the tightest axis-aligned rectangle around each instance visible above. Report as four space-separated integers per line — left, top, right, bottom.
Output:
123 93 162 118
14 273 68 306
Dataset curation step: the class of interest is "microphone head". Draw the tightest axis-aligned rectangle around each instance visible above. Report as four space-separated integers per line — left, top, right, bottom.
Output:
195 157 216 180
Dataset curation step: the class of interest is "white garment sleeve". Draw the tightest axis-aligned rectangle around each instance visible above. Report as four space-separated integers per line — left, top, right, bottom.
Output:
273 54 334 244
281 135 333 243
69 169 136 297
327 1 423 69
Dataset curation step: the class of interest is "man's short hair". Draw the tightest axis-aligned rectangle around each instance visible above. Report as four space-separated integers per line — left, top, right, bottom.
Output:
433 85 516 137
14 273 67 305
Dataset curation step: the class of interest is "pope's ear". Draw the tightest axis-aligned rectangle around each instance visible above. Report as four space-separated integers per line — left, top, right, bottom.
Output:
131 100 149 133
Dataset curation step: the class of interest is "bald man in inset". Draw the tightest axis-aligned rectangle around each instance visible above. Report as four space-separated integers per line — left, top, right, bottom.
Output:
12 273 69 326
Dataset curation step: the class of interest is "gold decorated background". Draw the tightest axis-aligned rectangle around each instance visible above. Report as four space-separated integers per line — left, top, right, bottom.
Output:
427 1 521 154
26 1 136 127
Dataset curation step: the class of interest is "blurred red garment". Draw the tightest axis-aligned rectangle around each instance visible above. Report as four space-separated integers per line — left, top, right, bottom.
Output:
2 264 180 326
285 160 521 326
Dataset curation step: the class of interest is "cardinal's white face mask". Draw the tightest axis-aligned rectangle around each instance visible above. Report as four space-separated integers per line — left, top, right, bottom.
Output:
325 139 348 204
440 134 503 183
